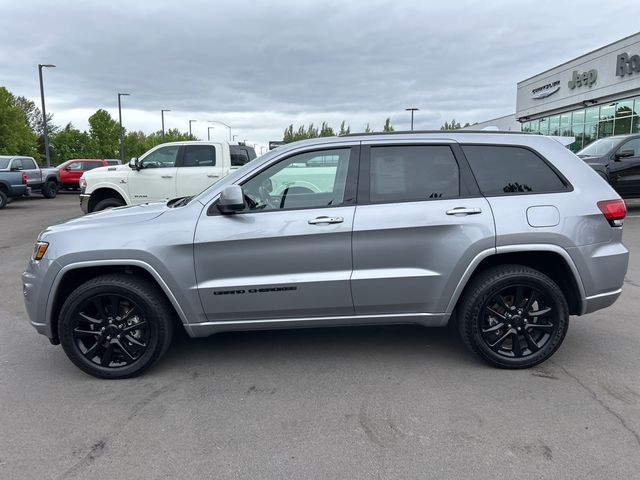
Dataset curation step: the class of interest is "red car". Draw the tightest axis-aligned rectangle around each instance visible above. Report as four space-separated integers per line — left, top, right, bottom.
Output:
57 159 121 190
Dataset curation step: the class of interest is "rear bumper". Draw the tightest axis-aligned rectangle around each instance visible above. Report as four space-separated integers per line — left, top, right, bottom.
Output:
583 288 622 314
9 185 27 197
80 194 90 214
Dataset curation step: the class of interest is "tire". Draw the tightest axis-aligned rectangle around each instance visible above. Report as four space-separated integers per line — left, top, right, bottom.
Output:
58 274 174 379
42 180 58 198
94 197 125 212
458 264 569 369
0 190 7 209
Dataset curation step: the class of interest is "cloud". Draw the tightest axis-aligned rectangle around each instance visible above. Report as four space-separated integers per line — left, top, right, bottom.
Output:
0 0 637 147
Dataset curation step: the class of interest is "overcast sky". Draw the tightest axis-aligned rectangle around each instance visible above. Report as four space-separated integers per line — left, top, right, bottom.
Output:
1 0 638 149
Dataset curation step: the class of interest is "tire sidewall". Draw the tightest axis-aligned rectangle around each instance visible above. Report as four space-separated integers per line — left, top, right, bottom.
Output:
0 191 7 209
59 283 162 378
466 273 569 368
42 181 57 198
94 198 124 211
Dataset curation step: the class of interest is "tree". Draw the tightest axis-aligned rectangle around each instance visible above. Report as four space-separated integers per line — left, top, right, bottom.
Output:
364 123 372 133
50 123 92 163
88 109 120 158
440 118 462 130
383 118 394 132
320 122 334 137
13 95 57 136
0 87 39 158
338 121 350 136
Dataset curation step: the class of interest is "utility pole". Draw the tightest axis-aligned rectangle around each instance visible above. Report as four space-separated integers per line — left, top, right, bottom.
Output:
405 107 419 131
117 93 130 161
161 109 170 140
38 64 56 167
207 127 215 141
189 119 197 137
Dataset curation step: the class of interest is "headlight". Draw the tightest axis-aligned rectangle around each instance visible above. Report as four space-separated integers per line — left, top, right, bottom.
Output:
79 176 87 191
33 241 49 261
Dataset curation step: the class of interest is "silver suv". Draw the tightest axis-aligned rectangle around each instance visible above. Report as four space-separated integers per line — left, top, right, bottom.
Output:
22 132 629 378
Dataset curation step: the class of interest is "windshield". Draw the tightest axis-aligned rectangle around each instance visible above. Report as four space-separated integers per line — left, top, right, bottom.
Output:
0 159 9 169
577 138 620 156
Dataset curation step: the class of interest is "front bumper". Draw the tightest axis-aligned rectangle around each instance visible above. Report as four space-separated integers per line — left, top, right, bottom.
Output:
80 194 90 214
22 258 61 341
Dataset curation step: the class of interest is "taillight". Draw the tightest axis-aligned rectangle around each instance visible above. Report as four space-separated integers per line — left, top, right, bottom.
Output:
597 199 626 227
22 173 27 184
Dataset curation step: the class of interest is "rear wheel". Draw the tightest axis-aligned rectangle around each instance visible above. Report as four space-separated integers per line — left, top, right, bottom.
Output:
0 190 7 209
58 274 174 379
458 265 569 369
42 180 58 198
94 197 125 212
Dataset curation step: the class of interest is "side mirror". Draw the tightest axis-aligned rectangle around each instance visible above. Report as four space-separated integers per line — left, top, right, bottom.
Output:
128 157 139 170
217 185 245 214
615 150 635 160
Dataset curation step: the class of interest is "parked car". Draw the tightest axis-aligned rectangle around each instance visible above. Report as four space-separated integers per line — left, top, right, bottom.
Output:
577 134 640 198
0 155 59 198
0 167 27 209
23 131 628 378
79 141 256 213
58 159 116 190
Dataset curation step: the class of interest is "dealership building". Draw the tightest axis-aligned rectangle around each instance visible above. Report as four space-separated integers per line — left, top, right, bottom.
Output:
473 32 640 152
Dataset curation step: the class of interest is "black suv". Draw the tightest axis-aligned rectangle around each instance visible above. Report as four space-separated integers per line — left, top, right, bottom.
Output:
577 134 640 198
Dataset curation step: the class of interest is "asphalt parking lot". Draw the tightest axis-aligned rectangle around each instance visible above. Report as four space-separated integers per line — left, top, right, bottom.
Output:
1 194 639 479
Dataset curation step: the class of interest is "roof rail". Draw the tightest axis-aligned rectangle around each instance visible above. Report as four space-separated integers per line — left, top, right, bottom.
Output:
342 129 529 137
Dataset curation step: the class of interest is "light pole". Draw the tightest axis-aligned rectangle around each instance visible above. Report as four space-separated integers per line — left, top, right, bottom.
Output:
161 109 170 140
117 93 130 161
188 119 197 137
38 64 56 167
209 120 232 141
207 127 215 141
232 135 238 142
405 107 419 131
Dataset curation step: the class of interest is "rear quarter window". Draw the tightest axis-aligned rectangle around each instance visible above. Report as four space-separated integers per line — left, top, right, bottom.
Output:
462 145 568 195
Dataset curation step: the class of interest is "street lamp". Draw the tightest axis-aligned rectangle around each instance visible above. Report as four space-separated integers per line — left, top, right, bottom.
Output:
188 119 197 137
232 135 238 142
209 120 232 141
207 127 215 141
117 93 130 161
161 109 171 140
405 107 419 131
38 64 56 167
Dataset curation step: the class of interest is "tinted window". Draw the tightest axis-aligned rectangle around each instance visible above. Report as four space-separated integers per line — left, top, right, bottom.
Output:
21 158 37 169
230 147 250 167
242 148 351 211
619 138 640 157
463 145 566 195
369 146 459 203
183 145 216 167
141 146 179 168
0 159 9 169
11 159 23 170
82 161 103 170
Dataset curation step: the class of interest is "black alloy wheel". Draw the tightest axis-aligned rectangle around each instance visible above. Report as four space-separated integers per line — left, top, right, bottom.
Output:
458 265 569 368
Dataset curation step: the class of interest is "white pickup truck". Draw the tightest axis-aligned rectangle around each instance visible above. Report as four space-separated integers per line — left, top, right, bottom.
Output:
79 141 256 213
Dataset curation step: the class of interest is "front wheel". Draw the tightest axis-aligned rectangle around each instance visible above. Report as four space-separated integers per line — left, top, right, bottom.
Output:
58 274 174 379
458 265 569 369
42 181 58 198
94 197 125 212
0 190 7 209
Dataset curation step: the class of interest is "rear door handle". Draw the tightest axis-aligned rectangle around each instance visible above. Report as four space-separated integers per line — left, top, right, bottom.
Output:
446 207 482 216
308 216 344 225
206 174 218 178
161 175 174 179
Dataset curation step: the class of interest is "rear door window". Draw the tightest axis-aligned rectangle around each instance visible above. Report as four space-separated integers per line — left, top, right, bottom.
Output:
183 145 216 167
11 159 24 170
21 158 37 169
230 147 250 167
368 145 460 203
462 145 568 195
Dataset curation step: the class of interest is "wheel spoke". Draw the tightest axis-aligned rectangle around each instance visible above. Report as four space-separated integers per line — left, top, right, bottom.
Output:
79 312 102 325
482 322 505 334
524 291 538 312
115 339 136 360
524 330 540 352
109 295 120 318
84 340 101 358
93 298 108 322
73 327 102 337
514 287 525 308
527 323 554 331
486 307 506 320
124 334 146 348
101 343 114 366
120 306 140 323
496 295 511 310
511 332 523 357
529 307 552 317
488 330 512 350
122 321 146 333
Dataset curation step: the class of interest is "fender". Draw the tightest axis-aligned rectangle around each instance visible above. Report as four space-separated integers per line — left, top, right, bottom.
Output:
45 259 194 336
445 244 587 314
87 182 131 205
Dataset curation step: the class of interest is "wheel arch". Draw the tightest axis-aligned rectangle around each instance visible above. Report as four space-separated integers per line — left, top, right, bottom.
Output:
47 260 191 344
88 187 128 213
448 246 585 317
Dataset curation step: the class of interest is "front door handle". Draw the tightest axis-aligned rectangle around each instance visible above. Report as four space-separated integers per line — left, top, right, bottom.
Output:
308 216 344 225
161 175 174 179
446 207 482 216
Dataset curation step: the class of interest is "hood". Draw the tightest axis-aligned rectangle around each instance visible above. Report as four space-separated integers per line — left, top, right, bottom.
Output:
85 164 131 176
41 201 168 236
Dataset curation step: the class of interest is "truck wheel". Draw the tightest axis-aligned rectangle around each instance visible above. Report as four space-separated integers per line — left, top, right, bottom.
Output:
94 197 125 212
458 265 569 369
58 274 174 379
0 190 7 209
42 181 58 198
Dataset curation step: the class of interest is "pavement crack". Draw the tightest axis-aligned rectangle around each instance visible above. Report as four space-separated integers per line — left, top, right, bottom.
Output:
555 364 640 449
